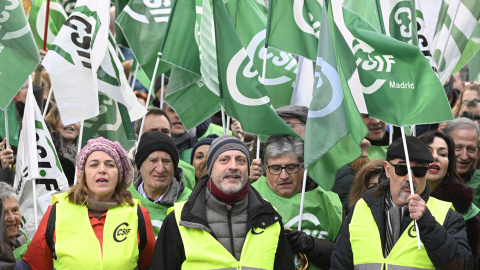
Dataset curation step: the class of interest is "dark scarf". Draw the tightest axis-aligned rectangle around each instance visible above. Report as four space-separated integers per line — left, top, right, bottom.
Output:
384 190 407 257
207 177 248 205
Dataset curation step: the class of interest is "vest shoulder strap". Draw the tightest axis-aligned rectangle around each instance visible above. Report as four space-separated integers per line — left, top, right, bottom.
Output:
137 204 147 254
46 202 57 259
46 202 148 256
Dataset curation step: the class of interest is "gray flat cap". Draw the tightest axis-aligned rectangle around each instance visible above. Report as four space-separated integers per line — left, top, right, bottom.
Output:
275 105 308 124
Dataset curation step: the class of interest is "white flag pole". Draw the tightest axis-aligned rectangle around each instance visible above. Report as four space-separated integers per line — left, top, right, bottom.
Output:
160 74 165 109
389 124 393 145
3 108 9 149
400 126 422 249
42 87 53 118
130 64 140 90
297 168 308 231
226 116 231 135
137 53 162 151
73 120 85 186
254 45 269 160
221 108 227 135
28 75 39 229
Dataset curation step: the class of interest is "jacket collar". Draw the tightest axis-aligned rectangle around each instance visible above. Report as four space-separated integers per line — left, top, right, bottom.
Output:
133 167 186 205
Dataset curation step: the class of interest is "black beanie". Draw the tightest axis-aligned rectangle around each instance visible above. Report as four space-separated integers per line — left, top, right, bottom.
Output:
135 131 179 169
190 134 219 164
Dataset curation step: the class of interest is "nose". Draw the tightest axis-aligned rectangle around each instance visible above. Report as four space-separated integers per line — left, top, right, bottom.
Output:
154 161 166 173
279 167 289 179
227 159 239 170
460 148 468 160
5 211 14 221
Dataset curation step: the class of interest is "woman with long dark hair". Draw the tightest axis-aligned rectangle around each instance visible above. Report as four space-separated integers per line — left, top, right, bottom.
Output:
419 130 480 268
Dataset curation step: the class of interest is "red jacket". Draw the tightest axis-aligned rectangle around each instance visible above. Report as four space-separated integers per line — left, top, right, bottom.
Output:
23 203 155 270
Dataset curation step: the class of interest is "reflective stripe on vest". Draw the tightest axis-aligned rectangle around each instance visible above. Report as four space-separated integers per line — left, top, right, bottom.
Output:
350 197 452 270
173 201 279 269
52 193 139 270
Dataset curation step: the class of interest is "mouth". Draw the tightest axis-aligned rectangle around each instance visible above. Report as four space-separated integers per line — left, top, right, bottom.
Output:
96 178 108 184
278 181 293 187
172 121 183 127
428 164 440 173
5 224 17 231
63 126 75 132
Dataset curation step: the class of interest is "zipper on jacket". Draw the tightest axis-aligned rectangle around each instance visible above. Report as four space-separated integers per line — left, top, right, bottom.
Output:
227 208 235 257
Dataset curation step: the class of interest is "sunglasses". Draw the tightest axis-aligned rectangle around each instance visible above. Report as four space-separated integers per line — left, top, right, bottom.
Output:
388 162 428 178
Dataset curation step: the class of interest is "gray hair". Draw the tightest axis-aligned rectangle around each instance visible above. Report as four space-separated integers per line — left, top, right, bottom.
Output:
264 135 304 166
444 117 480 146
0 182 17 202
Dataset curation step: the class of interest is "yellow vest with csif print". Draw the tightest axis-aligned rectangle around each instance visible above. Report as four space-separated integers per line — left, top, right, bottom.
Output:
350 197 452 270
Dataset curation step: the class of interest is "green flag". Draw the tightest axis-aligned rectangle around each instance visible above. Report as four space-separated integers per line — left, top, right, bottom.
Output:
116 0 171 80
226 0 298 109
432 0 480 83
267 0 323 61
305 0 367 191
0 102 20 147
213 0 297 137
161 0 220 130
341 0 453 126
0 0 41 109
28 0 68 50
82 93 136 151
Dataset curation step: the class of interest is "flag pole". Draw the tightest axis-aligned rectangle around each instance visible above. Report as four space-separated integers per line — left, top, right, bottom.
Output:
298 168 308 231
137 53 162 151
160 74 165 109
226 116 230 135
130 63 140 90
43 87 53 118
437 0 462 78
400 126 422 249
389 124 393 145
221 107 227 135
73 120 85 186
3 108 9 149
27 75 39 229
43 0 52 50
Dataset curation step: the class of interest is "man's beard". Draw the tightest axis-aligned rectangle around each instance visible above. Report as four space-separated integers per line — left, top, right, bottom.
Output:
395 182 417 204
211 170 247 194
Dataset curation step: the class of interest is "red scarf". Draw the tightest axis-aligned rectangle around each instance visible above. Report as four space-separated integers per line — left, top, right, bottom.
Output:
207 178 248 205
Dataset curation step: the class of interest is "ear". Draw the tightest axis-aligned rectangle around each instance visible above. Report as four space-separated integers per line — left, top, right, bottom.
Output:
384 161 391 178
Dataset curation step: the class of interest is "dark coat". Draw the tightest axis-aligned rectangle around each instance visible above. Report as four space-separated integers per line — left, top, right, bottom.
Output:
151 176 295 269
331 181 473 270
432 181 480 269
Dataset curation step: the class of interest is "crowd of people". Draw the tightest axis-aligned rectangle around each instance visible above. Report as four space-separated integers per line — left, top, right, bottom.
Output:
1 47 480 269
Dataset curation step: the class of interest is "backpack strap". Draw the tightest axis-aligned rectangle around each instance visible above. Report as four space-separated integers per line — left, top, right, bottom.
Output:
137 204 147 254
45 202 58 259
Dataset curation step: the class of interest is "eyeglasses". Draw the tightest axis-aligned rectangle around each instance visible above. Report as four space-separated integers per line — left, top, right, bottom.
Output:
285 121 305 127
388 162 428 178
267 163 301 175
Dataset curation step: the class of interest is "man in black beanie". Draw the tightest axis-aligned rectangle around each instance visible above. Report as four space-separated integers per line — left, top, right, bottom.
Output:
127 131 191 237
331 136 472 269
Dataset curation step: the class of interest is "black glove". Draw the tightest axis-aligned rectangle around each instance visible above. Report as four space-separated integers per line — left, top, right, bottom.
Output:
286 229 314 254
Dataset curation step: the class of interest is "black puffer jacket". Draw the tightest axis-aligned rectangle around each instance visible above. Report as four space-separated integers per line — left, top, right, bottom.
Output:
331 181 473 269
431 181 480 269
151 176 295 269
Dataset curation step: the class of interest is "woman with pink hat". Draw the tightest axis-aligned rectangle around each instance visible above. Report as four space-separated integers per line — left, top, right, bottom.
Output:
18 137 155 270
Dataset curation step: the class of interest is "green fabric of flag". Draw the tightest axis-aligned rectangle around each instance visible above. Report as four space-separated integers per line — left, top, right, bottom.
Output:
212 0 297 137
253 176 342 270
342 0 453 126
0 0 40 110
432 0 480 83
305 0 367 191
267 0 322 61
225 0 297 109
161 0 220 130
81 93 136 151
0 102 20 147
116 0 171 80
28 0 68 50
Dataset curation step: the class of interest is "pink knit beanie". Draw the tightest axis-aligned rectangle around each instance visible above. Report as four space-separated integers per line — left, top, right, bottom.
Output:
76 137 132 185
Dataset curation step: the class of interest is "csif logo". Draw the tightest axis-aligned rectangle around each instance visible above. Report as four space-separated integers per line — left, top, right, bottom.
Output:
293 0 322 38
407 224 417 238
114 222 132 242
123 0 171 24
352 39 396 94
388 0 413 43
284 213 328 239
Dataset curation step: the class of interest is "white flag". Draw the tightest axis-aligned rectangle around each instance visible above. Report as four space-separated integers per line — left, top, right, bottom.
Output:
13 79 69 238
43 0 110 125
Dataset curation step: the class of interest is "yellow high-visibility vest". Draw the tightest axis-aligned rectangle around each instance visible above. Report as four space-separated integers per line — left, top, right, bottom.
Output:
173 201 280 269
350 197 451 270
52 193 139 270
